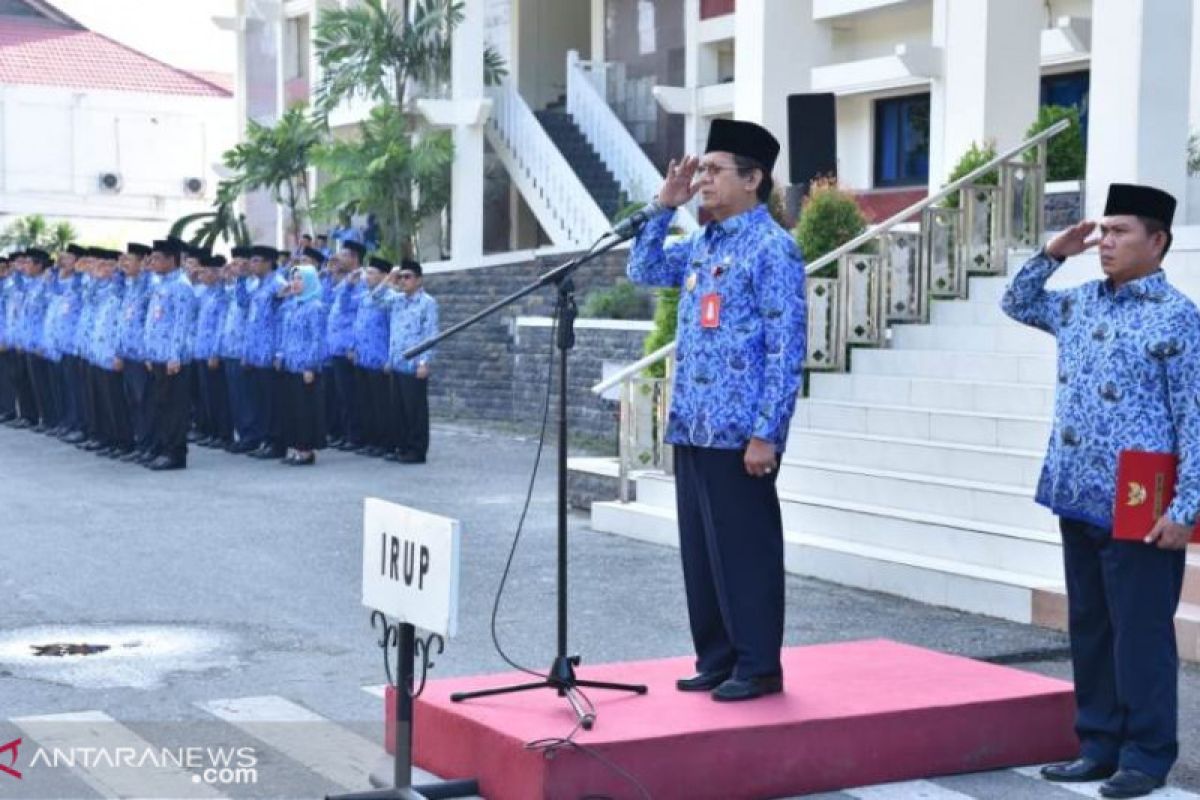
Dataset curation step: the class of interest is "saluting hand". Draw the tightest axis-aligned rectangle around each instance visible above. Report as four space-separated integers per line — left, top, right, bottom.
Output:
1145 516 1194 550
1045 220 1100 261
657 156 701 209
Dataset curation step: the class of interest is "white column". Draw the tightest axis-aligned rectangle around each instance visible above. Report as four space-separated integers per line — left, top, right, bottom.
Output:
1086 0 1192 220
732 0 830 184
928 0 1041 191
450 0 486 265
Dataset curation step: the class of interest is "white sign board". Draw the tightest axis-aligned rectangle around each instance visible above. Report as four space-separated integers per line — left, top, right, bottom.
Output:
361 498 461 637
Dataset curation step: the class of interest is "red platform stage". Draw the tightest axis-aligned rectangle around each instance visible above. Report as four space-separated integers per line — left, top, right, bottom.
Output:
390 639 1077 800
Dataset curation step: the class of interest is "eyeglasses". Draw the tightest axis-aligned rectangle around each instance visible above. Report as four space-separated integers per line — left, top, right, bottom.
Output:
695 162 739 178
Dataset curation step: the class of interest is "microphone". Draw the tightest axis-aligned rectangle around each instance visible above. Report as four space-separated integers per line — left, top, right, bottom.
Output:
610 201 671 239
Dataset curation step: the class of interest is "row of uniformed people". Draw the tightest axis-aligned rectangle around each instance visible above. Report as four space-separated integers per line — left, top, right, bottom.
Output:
0 238 440 469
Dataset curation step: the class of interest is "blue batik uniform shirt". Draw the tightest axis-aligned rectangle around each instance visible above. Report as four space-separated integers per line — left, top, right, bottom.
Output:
87 277 125 369
18 272 52 355
627 203 808 452
241 272 287 368
352 288 391 370
373 287 438 373
143 269 196 364
326 278 363 358
116 273 152 362
218 280 248 361
1002 251 1200 528
192 284 228 362
43 272 82 361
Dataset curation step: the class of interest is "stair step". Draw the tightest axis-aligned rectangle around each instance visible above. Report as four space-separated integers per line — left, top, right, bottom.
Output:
808 372 1057 415
850 348 1055 384
790 428 1043 487
930 299 1025 326
776 458 1055 531
793 398 1049 450
589 499 1052 624
633 472 1061 578
891 323 1053 354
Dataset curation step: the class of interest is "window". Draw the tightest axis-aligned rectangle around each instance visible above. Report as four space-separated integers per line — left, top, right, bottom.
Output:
874 93 930 188
1041 70 1089 142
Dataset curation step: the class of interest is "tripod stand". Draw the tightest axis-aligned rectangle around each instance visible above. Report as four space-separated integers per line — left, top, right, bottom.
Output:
403 235 648 729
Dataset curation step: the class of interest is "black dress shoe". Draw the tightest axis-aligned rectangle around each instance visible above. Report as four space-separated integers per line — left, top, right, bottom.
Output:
32 423 47 433
147 456 186 471
398 452 426 464
327 437 344 449
228 440 256 454
10 418 32 429
135 451 158 465
1099 769 1165 798
249 445 277 459
0 412 14 424
364 446 385 457
119 450 142 463
711 674 783 702
675 670 732 692
62 430 87 444
335 440 357 451
1041 757 1119 783
82 439 106 451
288 453 315 466
95 446 116 458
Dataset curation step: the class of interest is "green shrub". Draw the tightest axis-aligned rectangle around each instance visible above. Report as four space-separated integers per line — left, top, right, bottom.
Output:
643 289 678 378
942 141 997 209
1026 105 1085 181
579 280 653 320
793 178 868 277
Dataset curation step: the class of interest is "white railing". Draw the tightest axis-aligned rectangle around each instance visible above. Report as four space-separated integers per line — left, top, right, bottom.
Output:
566 50 699 233
484 82 612 248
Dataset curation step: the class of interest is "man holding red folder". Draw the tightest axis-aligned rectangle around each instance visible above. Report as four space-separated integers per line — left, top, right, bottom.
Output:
1002 183 1199 798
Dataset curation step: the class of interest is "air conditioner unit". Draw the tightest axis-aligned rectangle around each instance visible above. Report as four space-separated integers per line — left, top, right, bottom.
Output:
98 172 122 193
183 177 206 196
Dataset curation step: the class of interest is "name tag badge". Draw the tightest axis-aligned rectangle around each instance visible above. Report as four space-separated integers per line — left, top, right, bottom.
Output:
700 293 721 328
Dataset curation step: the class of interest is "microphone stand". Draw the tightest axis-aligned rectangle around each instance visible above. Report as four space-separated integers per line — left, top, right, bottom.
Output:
403 232 649 730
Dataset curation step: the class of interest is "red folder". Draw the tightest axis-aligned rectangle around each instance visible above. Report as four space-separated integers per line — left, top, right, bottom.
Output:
1113 450 1200 542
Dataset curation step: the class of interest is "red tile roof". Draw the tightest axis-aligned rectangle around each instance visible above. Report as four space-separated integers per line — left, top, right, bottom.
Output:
0 16 231 97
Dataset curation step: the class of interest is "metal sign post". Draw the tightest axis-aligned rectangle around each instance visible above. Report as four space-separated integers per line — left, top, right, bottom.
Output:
328 499 477 800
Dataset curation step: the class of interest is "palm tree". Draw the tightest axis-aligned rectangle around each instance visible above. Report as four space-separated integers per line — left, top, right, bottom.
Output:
313 104 453 258
169 192 251 250
221 105 322 247
0 214 77 252
312 0 506 122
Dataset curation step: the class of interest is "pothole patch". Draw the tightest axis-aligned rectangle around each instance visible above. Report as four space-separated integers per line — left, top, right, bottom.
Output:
0 625 239 689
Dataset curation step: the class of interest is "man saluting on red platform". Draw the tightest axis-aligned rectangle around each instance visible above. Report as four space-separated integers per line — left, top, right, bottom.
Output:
627 119 807 702
1002 183 1200 799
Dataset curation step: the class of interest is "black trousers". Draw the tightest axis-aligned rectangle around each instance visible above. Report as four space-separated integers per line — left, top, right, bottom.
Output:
354 366 389 448
1061 518 1186 779
391 373 429 457
331 356 359 443
0 349 15 416
9 350 36 422
59 355 84 433
243 365 275 449
123 363 153 453
26 353 57 427
97 368 132 450
197 360 232 443
283 372 325 451
224 360 252 443
148 363 191 462
673 445 785 680
84 364 108 444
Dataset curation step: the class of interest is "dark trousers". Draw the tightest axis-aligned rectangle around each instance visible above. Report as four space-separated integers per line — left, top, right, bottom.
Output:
673 445 785 680
98 369 132 450
283 372 324 451
244 365 276 449
26 353 57 427
0 349 15 416
331 356 359 443
123 363 153 453
1061 518 1186 779
197 361 232 443
354 366 388 448
391 372 429 457
10 350 36 422
322 365 339 439
148 363 191 462
46 358 66 429
224 360 252 443
84 365 108 443
59 355 84 433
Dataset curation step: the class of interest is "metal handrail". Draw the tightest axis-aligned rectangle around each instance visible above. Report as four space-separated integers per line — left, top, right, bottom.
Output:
590 116 1071 393
592 341 675 394
804 118 1069 275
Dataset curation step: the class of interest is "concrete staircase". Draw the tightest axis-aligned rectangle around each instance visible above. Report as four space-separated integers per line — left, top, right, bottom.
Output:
589 245 1200 658
535 108 625 219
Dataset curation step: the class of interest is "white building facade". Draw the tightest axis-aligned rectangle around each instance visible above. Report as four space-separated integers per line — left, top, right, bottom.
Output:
230 0 1200 260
